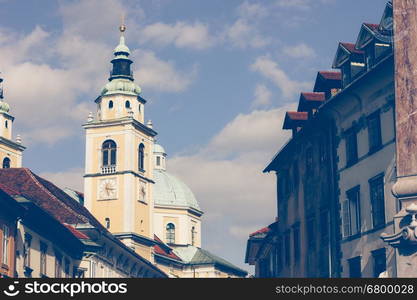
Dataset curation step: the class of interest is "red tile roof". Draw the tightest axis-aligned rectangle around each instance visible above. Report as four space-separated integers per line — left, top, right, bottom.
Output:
64 224 89 240
0 168 101 227
154 245 182 261
301 92 325 102
318 71 341 81
340 42 364 54
364 23 379 31
286 111 308 121
0 183 20 196
250 227 270 237
153 235 182 261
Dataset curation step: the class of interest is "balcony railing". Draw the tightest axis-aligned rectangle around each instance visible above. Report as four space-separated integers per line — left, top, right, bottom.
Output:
101 165 116 174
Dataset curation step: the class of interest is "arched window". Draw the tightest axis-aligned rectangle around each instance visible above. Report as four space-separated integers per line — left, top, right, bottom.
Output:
5 120 8 128
125 100 130 109
166 223 175 244
105 218 110 229
2 157 10 169
102 140 117 166
191 227 196 246
108 100 114 109
138 143 145 171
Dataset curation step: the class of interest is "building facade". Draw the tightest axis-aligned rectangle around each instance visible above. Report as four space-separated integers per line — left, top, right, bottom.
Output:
247 1 396 278
0 185 23 277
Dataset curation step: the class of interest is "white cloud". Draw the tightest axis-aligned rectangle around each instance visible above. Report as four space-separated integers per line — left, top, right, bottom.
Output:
282 43 316 59
275 0 335 10
223 1 272 49
0 0 198 145
237 1 269 19
167 106 295 267
276 0 312 10
251 55 311 99
140 22 214 50
251 84 272 108
225 19 271 49
133 50 196 93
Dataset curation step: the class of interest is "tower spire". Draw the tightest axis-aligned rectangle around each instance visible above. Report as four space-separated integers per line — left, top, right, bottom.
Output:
0 72 4 99
119 14 126 35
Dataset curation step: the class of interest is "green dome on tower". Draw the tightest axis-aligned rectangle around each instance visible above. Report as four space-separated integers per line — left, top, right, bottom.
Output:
0 101 9 113
101 24 141 96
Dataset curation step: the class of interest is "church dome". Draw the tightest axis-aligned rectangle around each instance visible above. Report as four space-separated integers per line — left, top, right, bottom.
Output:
153 143 201 212
153 170 201 211
0 101 10 113
154 144 166 154
101 78 141 96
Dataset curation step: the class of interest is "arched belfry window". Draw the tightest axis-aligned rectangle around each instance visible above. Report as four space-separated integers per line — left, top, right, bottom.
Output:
102 140 117 166
191 227 196 246
166 223 175 244
109 100 114 109
2 157 10 169
138 143 145 171
125 100 130 109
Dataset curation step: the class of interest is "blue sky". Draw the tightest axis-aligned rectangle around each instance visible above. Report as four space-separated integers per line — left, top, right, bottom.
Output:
0 0 388 273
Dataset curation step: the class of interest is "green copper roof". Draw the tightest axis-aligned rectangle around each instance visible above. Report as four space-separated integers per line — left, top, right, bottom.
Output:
0 101 10 113
153 169 201 211
101 78 141 96
173 245 248 276
153 144 166 154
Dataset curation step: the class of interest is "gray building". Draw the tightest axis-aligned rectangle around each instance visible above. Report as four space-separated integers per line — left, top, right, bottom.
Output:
246 1 396 278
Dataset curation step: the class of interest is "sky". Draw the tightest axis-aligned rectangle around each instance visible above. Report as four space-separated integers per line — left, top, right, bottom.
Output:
0 0 389 273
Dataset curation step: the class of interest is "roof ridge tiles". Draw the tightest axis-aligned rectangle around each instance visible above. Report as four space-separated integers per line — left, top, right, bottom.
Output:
24 168 89 224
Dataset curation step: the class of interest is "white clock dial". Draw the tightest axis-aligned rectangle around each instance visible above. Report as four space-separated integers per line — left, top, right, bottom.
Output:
99 178 117 199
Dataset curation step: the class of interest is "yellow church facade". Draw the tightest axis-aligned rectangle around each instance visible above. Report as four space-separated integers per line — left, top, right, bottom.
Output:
0 25 247 278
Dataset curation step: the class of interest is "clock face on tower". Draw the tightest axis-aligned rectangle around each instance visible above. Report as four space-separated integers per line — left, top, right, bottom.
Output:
99 178 117 200
139 181 147 202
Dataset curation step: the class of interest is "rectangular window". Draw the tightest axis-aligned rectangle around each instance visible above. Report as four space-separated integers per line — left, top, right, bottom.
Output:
293 224 300 263
2 225 9 265
348 256 362 278
342 199 351 237
40 242 47 276
370 175 385 228
24 233 32 268
110 149 116 165
372 248 386 278
103 151 109 166
156 156 161 166
346 186 361 236
367 111 382 153
342 62 352 87
55 251 63 278
345 128 358 166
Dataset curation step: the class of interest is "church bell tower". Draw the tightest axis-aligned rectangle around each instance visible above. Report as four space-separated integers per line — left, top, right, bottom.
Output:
83 25 157 260
0 74 25 169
